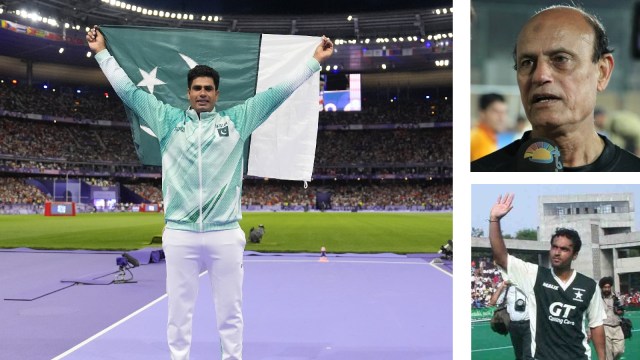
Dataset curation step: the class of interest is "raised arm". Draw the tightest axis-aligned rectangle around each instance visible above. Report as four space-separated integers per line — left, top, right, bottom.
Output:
224 36 334 138
86 26 177 140
489 193 514 269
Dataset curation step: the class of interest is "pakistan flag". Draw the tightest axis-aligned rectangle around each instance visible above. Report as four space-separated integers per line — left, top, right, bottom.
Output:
100 25 320 181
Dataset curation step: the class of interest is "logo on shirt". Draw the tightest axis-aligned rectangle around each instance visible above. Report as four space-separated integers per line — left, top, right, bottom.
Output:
174 124 185 133
543 282 559 290
572 288 585 302
216 121 229 137
548 302 576 326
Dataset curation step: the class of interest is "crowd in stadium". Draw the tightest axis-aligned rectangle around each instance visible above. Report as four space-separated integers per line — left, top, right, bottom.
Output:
1 81 452 212
0 117 451 173
0 177 49 206
0 117 138 163
620 289 640 307
318 98 452 125
241 181 451 210
315 129 452 165
0 82 126 122
123 183 163 203
0 176 451 213
470 257 503 308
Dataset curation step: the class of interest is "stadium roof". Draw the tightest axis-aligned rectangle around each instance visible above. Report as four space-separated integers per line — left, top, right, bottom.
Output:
0 0 452 86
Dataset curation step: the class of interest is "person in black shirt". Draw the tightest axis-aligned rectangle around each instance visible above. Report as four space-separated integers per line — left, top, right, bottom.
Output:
472 5 640 172
488 193 606 360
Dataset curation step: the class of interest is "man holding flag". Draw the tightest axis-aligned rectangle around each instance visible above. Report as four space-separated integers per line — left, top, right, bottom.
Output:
87 26 333 359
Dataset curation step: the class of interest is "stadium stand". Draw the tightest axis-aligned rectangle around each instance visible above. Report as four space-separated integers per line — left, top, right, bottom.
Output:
471 257 503 309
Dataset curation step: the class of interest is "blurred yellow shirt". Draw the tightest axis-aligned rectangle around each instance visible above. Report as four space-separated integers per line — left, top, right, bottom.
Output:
470 123 497 161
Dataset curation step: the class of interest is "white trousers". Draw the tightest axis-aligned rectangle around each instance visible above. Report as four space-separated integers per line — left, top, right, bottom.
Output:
163 227 246 360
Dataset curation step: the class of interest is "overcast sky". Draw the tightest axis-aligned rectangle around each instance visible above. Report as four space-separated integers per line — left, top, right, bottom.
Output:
471 184 640 236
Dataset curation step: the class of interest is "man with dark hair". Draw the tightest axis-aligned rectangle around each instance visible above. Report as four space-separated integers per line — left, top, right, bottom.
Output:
87 27 333 360
472 5 640 171
488 193 606 359
470 93 508 161
599 276 625 360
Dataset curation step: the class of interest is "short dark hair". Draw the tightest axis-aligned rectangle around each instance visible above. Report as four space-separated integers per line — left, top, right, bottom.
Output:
599 276 614 288
188 65 220 90
512 5 614 69
479 93 505 111
551 228 582 254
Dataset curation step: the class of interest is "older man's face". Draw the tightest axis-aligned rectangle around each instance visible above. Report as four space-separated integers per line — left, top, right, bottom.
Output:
514 8 613 133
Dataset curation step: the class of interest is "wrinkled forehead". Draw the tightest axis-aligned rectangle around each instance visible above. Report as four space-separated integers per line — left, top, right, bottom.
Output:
516 7 595 54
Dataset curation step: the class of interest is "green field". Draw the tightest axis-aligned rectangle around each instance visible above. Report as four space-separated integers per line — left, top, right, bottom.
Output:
0 211 451 253
472 311 640 360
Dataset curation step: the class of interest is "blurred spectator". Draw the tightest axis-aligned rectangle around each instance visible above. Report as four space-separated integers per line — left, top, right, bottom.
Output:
470 93 508 161
594 108 640 156
471 257 504 308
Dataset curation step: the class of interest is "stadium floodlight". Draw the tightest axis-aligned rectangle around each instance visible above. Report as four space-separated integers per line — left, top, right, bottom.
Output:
0 8 3 15
86 51 92 58
58 47 64 54
381 64 387 70
214 16 219 21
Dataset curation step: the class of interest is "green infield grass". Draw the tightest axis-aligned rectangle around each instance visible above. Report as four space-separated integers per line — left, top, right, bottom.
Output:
0 211 451 253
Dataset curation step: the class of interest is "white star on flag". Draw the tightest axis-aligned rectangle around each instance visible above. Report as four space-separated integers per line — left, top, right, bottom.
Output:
136 67 165 94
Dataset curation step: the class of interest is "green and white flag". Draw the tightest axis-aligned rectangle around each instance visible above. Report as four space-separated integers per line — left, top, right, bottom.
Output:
100 25 320 181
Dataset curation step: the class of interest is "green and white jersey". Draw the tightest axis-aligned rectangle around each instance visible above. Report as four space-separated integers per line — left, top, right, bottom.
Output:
506 255 606 360
96 49 320 231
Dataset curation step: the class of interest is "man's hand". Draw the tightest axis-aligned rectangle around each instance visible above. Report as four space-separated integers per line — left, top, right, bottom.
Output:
490 193 514 221
313 36 334 63
86 26 106 54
